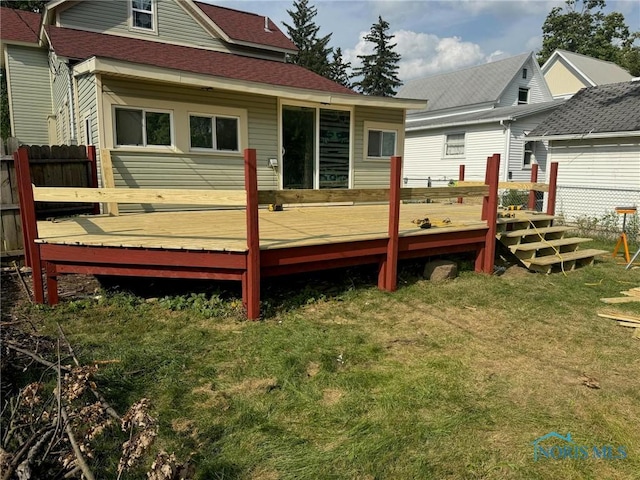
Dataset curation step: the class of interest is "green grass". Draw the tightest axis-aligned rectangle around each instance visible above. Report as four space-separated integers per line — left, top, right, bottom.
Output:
18 253 640 479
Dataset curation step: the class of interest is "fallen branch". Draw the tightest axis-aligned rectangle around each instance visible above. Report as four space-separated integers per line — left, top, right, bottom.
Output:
61 407 96 480
12 261 33 304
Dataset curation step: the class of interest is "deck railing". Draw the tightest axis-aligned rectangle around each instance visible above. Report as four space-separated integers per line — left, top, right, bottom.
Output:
15 147 520 319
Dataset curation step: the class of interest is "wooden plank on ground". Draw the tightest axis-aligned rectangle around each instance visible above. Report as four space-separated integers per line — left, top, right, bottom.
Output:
597 312 640 324
600 296 640 304
617 321 640 328
33 186 247 206
620 288 640 297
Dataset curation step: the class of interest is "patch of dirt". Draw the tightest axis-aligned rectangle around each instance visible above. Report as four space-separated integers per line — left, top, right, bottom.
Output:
192 384 230 410
321 388 344 406
226 377 279 396
171 418 195 433
499 265 531 279
306 361 321 378
249 466 280 480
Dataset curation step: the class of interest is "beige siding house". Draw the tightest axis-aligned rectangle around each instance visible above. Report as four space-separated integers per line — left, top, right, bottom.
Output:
1 0 424 211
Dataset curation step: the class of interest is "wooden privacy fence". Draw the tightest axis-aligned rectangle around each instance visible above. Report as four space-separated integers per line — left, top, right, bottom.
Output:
1 145 98 263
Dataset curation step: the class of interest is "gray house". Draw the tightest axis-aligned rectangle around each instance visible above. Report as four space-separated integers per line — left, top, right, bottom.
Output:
0 1 424 211
528 81 640 221
397 53 562 186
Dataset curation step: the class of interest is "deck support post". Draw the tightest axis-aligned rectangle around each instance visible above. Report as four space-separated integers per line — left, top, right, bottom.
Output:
546 162 558 216
87 146 101 215
482 154 500 274
46 262 59 305
14 147 44 303
380 155 402 291
458 164 465 204
243 148 261 320
527 163 538 211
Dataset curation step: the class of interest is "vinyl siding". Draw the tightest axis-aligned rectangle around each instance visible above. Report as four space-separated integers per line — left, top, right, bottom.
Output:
5 45 51 145
403 124 506 187
544 60 589 99
50 55 73 144
507 112 552 181
352 106 404 188
101 78 277 211
58 0 228 51
76 74 98 147
548 138 640 220
500 58 552 106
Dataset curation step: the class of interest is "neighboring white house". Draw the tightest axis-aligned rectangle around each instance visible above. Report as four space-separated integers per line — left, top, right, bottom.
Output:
528 81 640 222
542 49 633 100
396 52 562 187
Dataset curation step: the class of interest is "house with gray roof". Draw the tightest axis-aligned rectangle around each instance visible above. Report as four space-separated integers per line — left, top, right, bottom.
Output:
396 52 561 188
542 49 633 100
528 81 640 222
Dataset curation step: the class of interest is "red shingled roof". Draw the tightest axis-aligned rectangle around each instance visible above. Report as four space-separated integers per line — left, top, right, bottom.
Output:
45 25 355 95
194 2 296 52
0 7 41 44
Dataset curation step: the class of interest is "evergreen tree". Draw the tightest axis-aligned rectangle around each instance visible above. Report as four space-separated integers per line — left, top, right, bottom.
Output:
0 1 47 12
537 0 640 76
353 16 402 97
283 0 332 77
328 48 352 88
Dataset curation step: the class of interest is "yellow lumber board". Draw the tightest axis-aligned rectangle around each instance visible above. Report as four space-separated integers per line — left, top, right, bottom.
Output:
617 321 640 328
597 313 640 324
258 188 388 205
458 181 549 192
99 149 119 216
620 288 640 298
600 296 640 304
33 186 247 206
401 185 489 200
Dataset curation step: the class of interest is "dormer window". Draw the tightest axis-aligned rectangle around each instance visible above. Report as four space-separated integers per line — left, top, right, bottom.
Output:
518 87 529 105
130 0 156 32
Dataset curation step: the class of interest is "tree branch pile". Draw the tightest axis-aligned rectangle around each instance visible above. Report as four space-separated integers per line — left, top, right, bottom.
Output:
1 325 192 479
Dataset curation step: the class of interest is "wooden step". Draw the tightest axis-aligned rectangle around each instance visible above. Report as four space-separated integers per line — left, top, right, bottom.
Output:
510 237 593 253
496 214 556 225
499 225 571 239
527 249 608 267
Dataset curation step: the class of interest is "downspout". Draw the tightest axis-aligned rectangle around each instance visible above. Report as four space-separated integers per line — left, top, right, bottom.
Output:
500 119 511 182
67 65 77 144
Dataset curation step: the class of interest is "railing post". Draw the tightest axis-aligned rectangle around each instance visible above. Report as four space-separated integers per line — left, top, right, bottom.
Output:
458 164 465 204
382 155 402 291
483 154 500 274
527 163 538 211
14 147 44 303
243 148 260 320
546 162 558 216
87 146 100 215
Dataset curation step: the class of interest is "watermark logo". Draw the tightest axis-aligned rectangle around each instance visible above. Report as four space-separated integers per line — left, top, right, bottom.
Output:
531 432 627 461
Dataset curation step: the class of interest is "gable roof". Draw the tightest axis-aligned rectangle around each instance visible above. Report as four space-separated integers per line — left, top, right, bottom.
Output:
542 50 632 87
45 25 354 95
406 100 565 131
528 81 640 139
194 2 296 53
0 7 41 45
396 52 531 112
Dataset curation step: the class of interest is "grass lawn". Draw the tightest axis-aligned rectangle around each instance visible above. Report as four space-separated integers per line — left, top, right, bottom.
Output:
7 247 640 479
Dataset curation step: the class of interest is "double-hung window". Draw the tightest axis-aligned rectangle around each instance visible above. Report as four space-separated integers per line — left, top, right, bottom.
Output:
445 133 465 156
367 129 397 158
130 0 155 31
115 107 172 147
189 115 240 152
523 141 534 168
518 87 529 105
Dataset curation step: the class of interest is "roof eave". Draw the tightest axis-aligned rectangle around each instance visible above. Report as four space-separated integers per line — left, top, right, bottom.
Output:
73 56 427 110
527 130 640 141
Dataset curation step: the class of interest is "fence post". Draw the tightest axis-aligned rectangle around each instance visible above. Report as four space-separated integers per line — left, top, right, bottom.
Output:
14 147 44 302
483 154 500 274
528 163 538 211
243 148 260 320
546 162 558 216
380 155 402 291
458 164 465 204
87 146 100 215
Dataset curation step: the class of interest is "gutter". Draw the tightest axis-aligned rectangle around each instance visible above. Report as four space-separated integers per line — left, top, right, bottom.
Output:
406 115 516 132
527 131 640 141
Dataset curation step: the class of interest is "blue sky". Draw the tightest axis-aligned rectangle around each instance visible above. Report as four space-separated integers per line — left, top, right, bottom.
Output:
214 0 639 82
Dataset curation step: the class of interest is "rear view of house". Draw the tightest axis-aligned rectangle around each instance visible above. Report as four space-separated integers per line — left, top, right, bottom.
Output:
1 0 424 211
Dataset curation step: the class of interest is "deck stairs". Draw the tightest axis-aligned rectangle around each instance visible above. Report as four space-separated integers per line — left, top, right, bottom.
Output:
496 212 607 273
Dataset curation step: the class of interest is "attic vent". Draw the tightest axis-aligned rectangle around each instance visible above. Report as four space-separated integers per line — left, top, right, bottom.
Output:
264 16 272 33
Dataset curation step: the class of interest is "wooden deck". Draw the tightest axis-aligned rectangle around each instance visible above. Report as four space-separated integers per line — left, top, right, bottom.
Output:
36 203 486 252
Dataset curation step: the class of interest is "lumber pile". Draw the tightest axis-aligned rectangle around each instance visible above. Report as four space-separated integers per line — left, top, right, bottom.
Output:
599 287 640 339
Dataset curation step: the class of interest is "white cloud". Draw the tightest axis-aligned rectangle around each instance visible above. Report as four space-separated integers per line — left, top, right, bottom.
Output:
346 29 492 81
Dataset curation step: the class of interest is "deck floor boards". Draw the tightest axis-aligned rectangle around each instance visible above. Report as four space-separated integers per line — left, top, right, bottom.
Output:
36 203 487 252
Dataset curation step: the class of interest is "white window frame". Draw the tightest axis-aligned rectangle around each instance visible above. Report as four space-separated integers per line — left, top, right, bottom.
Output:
363 121 402 162
523 141 535 169
129 0 157 34
188 114 241 153
113 106 174 150
83 111 92 146
444 132 465 157
518 87 529 105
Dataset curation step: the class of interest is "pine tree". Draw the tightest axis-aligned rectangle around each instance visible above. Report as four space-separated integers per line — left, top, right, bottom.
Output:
283 0 332 77
353 16 402 97
328 48 352 88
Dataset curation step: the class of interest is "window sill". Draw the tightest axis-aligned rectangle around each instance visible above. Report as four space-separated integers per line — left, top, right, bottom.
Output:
364 156 394 162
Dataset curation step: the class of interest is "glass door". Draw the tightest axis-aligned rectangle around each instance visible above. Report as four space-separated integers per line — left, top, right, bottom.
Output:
319 109 350 189
282 106 315 189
